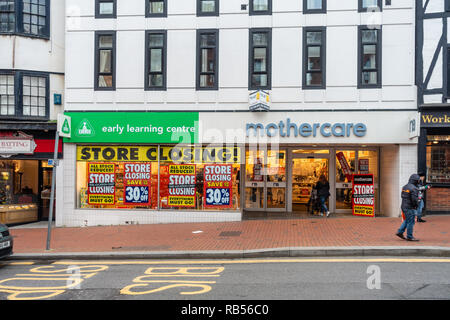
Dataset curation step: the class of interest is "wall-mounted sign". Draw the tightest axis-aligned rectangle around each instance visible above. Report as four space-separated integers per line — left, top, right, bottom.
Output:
420 111 450 128
54 94 62 105
246 119 367 138
249 90 270 112
0 131 36 157
58 114 71 138
64 112 199 144
352 174 375 217
409 113 420 139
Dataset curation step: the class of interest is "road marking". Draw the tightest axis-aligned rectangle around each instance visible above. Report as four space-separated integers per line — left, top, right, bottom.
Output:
120 266 225 296
7 262 35 266
52 258 450 266
0 264 109 300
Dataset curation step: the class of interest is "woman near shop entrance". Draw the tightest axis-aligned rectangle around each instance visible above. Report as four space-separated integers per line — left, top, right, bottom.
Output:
315 174 330 217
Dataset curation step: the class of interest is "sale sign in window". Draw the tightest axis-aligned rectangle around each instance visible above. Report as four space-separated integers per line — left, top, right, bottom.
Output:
352 174 375 217
88 163 116 205
168 164 196 207
124 163 151 205
203 164 232 208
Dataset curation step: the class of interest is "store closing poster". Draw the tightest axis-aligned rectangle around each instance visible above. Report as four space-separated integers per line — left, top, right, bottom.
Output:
87 163 116 205
123 163 151 205
352 174 375 217
168 164 196 207
203 164 233 208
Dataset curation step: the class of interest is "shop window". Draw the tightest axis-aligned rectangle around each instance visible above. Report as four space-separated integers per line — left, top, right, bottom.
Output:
0 160 38 224
76 146 242 211
426 136 450 183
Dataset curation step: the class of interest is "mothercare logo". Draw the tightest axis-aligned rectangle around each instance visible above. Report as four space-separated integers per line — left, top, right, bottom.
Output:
76 119 95 137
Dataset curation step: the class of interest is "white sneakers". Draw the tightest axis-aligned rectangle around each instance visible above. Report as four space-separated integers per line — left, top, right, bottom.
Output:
326 211 331 217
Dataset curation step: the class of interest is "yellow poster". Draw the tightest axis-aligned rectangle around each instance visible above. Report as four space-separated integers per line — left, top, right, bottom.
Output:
168 196 195 207
88 194 115 205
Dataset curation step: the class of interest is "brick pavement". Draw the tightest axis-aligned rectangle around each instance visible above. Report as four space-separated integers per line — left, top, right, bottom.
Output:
9 215 450 254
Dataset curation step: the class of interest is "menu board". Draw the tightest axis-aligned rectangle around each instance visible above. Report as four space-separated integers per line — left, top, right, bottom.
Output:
167 164 196 207
352 174 375 217
87 163 116 205
204 164 233 208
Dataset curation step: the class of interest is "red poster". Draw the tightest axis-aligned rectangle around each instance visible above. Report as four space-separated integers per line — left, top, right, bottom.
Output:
352 174 375 217
203 164 233 209
336 152 353 181
87 163 115 205
123 163 151 206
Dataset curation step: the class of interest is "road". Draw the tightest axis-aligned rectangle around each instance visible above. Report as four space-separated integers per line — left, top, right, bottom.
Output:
0 257 449 301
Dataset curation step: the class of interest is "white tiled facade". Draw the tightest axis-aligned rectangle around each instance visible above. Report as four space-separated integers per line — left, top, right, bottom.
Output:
57 0 419 227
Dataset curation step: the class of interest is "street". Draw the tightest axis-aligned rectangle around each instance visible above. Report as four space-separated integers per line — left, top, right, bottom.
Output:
0 257 449 301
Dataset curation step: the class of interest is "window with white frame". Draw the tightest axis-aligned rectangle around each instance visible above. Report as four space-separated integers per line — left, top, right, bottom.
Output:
0 74 15 116
22 75 47 117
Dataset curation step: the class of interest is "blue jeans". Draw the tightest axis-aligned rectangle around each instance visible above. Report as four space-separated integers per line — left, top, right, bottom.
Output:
398 209 416 239
319 196 328 214
415 200 424 219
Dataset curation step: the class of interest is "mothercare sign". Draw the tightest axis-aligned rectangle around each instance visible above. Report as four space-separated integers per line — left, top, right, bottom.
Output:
64 112 198 144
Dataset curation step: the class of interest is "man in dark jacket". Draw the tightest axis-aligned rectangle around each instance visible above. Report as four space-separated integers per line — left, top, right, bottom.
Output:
396 174 421 241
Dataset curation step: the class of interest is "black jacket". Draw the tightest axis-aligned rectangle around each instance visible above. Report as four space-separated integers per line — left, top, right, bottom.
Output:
401 174 420 211
315 181 330 198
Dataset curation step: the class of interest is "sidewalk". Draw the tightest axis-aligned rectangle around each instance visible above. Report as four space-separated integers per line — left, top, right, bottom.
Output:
7 215 450 260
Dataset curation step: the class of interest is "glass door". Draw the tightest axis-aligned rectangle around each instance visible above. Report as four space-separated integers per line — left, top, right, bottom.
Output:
244 148 287 211
335 150 356 212
290 152 329 213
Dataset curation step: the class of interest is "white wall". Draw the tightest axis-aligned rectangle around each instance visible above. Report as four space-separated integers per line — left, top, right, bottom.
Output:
65 0 416 112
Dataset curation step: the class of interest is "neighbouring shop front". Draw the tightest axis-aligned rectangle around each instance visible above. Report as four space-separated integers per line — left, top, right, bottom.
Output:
59 111 418 227
0 126 62 225
418 109 450 214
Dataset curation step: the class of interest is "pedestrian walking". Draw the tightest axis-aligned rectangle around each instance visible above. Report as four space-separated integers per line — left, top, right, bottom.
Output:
396 174 421 241
315 174 331 217
416 172 431 223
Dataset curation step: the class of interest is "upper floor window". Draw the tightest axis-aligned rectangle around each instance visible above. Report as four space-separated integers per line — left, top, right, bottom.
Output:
0 71 49 120
359 0 382 12
358 26 382 88
249 0 272 16
94 31 116 91
0 73 15 116
303 27 326 89
0 0 50 38
304 0 326 14
197 0 218 16
146 0 167 17
196 29 219 90
249 28 272 90
0 0 15 32
145 30 167 91
95 0 116 19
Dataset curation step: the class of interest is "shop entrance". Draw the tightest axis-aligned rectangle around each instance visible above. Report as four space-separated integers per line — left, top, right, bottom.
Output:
290 151 329 213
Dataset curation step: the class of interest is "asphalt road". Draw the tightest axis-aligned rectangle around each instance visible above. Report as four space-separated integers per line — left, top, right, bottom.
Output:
0 257 449 301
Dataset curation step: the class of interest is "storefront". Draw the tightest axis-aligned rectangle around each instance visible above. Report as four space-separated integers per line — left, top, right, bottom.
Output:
0 126 62 225
418 109 450 214
59 111 418 227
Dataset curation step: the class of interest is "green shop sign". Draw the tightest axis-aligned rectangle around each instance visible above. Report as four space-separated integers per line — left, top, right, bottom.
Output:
64 112 199 144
